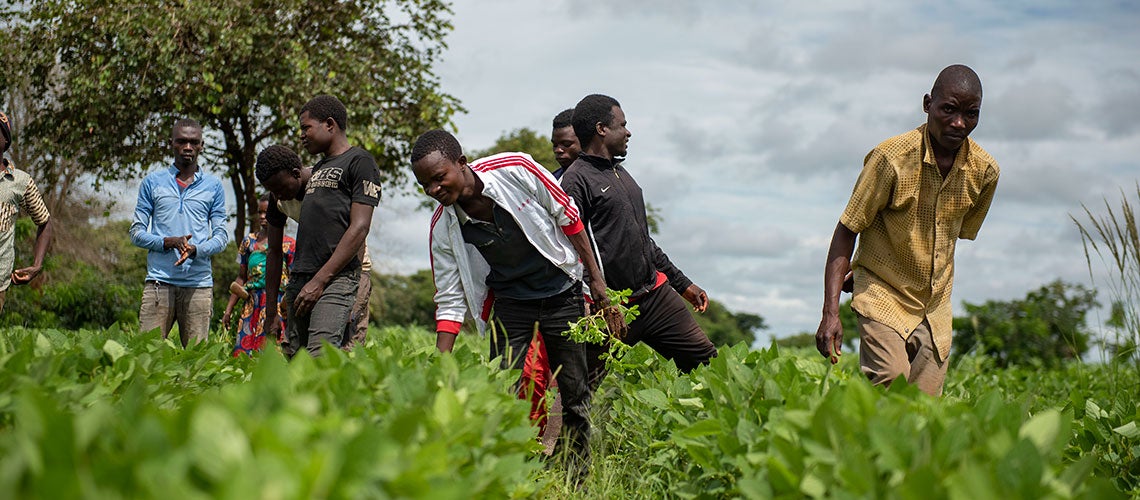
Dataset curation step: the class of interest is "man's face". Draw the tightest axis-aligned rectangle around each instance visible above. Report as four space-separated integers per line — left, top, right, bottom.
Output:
262 169 304 201
413 151 468 207
171 126 203 168
551 126 581 169
601 105 631 158
299 111 333 155
923 85 981 153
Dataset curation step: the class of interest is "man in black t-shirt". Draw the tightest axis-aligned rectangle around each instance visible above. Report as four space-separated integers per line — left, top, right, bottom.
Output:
256 95 382 357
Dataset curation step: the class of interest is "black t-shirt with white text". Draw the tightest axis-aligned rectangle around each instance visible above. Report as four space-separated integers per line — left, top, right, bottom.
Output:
292 146 382 274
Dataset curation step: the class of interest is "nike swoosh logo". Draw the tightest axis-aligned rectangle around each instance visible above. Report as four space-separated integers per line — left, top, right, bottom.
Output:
601 186 611 193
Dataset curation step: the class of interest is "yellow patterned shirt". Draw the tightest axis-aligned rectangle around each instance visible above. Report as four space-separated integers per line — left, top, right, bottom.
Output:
0 159 52 291
840 124 1000 361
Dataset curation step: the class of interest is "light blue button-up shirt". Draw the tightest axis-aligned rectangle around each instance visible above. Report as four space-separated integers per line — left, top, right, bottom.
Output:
129 164 229 288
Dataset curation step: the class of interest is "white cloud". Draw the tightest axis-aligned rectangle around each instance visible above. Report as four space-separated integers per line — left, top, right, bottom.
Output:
401 0 1140 342
984 80 1079 141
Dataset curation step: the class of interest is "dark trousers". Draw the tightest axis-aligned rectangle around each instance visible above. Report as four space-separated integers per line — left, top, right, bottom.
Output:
283 269 359 358
491 284 591 468
623 284 717 373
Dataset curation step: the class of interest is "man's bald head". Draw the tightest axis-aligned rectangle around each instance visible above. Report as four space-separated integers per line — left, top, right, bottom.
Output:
931 64 982 101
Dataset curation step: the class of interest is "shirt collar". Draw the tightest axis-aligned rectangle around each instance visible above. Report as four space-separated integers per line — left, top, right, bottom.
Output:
167 163 200 184
577 153 623 170
920 123 971 171
454 204 472 224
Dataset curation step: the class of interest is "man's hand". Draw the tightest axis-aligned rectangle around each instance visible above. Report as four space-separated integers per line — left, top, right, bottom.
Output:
163 234 192 250
601 306 628 340
436 332 457 353
165 234 195 265
263 317 281 341
587 279 610 309
174 244 197 266
10 266 41 285
815 312 843 364
293 277 328 317
682 284 709 313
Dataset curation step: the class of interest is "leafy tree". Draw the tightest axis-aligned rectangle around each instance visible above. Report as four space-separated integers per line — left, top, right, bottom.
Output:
371 269 437 329
953 280 1099 368
779 298 859 351
470 128 558 172
775 332 815 349
7 0 461 241
692 299 768 348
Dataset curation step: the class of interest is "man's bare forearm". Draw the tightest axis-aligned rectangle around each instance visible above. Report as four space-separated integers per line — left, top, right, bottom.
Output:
822 222 857 316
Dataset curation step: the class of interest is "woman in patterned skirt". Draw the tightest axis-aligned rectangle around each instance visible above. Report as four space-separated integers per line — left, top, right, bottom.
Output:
224 194 295 356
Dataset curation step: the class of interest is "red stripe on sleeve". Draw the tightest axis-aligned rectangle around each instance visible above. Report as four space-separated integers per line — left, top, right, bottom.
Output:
473 154 580 222
561 219 584 236
437 320 463 335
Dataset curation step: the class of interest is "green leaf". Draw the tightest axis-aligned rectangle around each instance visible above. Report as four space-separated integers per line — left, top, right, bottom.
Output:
1112 420 1140 438
1085 399 1107 419
676 419 722 439
1018 409 1063 455
635 388 669 409
34 333 53 356
102 339 127 363
189 404 251 482
677 397 704 409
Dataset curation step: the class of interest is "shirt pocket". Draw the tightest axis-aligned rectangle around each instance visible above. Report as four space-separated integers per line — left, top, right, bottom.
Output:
939 175 984 223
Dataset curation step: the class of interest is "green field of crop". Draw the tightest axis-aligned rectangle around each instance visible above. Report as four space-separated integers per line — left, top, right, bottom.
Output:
0 325 1136 499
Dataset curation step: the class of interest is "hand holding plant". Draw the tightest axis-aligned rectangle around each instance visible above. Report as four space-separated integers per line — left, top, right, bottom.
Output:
568 288 640 372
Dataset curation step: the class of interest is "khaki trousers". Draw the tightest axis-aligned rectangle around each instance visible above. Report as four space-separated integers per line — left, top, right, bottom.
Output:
857 315 947 396
139 281 213 347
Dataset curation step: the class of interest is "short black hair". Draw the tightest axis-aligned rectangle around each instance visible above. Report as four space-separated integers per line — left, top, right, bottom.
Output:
172 118 202 136
552 108 574 130
411 129 463 164
258 192 272 204
255 144 302 183
300 94 348 131
572 94 620 147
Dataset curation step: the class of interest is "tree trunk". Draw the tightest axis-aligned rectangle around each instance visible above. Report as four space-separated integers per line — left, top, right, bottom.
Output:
229 169 246 243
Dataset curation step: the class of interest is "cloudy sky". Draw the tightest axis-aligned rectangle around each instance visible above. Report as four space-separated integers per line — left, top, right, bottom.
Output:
366 0 1140 344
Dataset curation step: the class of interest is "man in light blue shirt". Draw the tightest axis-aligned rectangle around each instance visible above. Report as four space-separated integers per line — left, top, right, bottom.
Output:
130 118 228 346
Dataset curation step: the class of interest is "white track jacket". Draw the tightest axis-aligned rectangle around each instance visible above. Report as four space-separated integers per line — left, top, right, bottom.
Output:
429 153 586 335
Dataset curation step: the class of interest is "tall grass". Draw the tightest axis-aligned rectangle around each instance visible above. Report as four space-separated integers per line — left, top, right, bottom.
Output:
1072 182 1140 376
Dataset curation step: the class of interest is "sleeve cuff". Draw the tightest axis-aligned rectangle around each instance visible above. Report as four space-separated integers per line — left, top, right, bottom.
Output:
837 214 863 235
561 219 584 236
671 276 693 294
436 320 463 335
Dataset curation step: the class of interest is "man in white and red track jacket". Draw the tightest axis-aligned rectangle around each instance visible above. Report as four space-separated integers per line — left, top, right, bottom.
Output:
411 129 622 478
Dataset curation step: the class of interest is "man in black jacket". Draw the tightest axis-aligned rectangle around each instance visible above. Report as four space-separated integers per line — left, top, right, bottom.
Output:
560 94 717 373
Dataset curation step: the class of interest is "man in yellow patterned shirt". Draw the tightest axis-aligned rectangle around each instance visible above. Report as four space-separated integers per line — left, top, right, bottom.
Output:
0 111 54 314
815 65 1000 396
